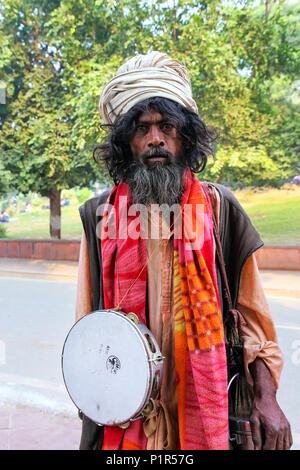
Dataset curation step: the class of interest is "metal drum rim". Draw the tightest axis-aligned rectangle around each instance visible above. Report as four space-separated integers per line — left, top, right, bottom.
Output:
61 309 157 426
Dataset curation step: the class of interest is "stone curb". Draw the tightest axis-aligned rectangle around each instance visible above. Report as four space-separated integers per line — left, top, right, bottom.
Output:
0 240 300 270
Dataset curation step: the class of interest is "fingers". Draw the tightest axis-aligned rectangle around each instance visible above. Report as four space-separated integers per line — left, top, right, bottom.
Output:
250 417 263 450
249 396 293 450
274 420 293 450
262 421 293 450
251 416 293 450
282 423 293 450
262 429 277 450
276 432 284 451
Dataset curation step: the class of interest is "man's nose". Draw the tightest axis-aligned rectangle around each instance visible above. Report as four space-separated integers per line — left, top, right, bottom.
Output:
148 126 165 147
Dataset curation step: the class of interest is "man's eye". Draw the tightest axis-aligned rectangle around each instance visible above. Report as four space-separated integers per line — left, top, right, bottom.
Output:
161 122 175 132
135 124 148 133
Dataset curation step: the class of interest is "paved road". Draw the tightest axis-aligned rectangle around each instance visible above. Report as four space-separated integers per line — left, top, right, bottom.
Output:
0 276 77 416
0 268 299 449
0 274 82 450
267 295 300 449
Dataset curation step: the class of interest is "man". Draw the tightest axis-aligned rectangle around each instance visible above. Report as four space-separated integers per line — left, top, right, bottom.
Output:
75 51 292 450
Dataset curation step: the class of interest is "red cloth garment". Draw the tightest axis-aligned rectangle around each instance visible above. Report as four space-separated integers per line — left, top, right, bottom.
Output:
173 171 228 449
101 169 228 450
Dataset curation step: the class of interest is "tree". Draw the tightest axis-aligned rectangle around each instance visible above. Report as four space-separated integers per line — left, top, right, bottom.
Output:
215 0 300 183
0 0 98 238
1 0 299 229
60 0 295 187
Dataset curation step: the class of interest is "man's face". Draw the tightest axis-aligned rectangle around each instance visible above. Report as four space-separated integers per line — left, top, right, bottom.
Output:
130 109 183 165
127 108 185 207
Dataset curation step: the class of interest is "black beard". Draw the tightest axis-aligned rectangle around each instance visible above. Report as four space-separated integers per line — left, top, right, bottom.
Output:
127 149 185 207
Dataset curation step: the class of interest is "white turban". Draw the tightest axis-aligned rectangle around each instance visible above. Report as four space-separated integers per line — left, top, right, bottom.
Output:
99 51 198 124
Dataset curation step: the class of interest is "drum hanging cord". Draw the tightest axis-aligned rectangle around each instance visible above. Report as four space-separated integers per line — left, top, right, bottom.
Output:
115 221 172 311
114 180 192 311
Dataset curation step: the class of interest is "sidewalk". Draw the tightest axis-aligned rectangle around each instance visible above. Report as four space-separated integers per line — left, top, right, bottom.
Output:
0 403 82 450
0 257 299 450
0 257 78 282
0 258 81 450
0 256 299 297
259 269 300 299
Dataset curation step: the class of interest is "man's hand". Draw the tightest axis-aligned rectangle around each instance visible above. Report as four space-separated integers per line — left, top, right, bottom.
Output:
249 358 293 450
250 392 293 449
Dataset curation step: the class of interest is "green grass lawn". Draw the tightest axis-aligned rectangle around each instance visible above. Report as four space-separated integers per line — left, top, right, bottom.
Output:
234 186 300 246
1 186 300 245
2 204 83 240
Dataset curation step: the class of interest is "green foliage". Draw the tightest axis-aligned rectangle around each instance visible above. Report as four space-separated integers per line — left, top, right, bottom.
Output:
74 187 94 204
0 223 7 238
0 0 99 200
0 0 299 203
0 158 11 196
203 146 284 186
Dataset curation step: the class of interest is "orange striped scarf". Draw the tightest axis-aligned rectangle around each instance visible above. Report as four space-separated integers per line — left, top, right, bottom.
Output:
101 169 228 450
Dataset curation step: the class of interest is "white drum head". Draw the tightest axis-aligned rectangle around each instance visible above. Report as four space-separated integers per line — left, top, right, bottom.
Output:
62 310 152 426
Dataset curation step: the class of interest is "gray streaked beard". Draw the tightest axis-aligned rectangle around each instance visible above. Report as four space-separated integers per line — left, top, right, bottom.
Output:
127 158 185 207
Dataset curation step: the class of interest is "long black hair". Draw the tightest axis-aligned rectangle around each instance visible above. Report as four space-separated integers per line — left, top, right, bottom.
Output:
94 97 217 185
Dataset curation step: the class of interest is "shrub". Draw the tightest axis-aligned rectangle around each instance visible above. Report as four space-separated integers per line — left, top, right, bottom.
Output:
75 188 93 204
0 223 7 238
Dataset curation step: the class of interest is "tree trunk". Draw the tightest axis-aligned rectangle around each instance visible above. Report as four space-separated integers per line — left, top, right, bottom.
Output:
48 189 61 239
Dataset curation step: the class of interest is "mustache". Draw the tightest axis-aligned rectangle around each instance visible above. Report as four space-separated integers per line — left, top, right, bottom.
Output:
140 146 176 164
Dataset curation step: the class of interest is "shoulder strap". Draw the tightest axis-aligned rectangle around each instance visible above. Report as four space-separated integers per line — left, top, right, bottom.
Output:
79 189 111 311
203 182 245 343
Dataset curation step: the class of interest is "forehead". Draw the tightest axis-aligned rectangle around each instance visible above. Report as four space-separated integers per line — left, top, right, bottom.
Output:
137 109 163 123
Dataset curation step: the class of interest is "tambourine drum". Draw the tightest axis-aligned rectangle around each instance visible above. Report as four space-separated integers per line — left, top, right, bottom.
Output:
61 309 164 427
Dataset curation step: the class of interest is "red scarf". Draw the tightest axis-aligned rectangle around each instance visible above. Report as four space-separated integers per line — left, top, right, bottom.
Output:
101 169 228 450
